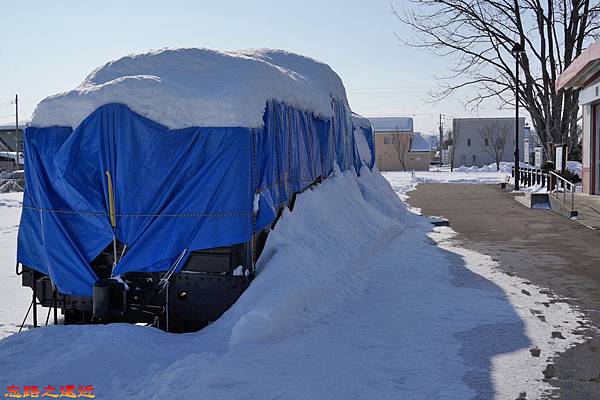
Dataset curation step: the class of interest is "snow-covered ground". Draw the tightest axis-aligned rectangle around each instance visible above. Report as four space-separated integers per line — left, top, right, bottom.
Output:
384 167 509 189
0 192 30 339
0 168 589 399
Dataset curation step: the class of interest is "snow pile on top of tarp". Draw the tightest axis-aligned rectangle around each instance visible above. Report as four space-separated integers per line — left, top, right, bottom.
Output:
351 112 372 130
30 48 349 129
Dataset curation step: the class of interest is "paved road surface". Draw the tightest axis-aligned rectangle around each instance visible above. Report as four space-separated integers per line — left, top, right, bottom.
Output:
408 183 600 400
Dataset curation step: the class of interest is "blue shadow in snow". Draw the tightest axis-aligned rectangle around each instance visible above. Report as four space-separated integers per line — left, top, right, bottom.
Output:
442 244 531 399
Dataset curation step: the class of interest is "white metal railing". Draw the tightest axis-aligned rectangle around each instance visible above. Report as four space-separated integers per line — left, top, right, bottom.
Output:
511 166 578 214
511 166 549 189
549 171 576 212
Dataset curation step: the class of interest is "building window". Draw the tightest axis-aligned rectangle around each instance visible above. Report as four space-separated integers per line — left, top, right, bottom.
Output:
384 137 391 145
467 138 471 146
472 155 477 165
484 138 489 146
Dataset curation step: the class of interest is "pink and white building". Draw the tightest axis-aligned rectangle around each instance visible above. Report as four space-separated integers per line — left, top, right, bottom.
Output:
557 42 600 195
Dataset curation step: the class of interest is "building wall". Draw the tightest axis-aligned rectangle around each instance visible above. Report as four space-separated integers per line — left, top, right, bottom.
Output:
374 132 430 171
451 118 525 167
579 78 600 195
582 104 592 194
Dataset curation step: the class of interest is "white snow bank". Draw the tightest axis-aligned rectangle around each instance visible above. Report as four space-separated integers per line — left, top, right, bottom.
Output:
384 170 509 187
0 193 28 339
31 48 349 129
454 161 519 173
0 168 589 399
212 166 406 348
454 161 583 178
516 184 549 194
0 168 409 396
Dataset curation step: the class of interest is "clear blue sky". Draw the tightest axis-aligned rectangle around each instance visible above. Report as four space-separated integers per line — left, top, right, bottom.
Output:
0 0 515 134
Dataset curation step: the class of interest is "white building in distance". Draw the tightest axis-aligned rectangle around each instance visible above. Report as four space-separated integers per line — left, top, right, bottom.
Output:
451 117 525 168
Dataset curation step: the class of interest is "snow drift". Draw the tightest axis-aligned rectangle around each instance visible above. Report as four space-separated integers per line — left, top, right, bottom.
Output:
30 48 349 129
0 167 408 394
0 167 589 399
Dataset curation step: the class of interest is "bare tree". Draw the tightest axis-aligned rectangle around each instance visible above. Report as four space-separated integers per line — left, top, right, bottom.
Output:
448 128 462 171
392 133 410 171
395 0 600 158
479 123 511 171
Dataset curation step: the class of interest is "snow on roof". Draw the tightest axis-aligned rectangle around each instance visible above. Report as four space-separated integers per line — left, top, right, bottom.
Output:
556 41 600 89
30 48 349 129
368 117 413 133
351 113 373 130
0 121 29 130
409 132 431 152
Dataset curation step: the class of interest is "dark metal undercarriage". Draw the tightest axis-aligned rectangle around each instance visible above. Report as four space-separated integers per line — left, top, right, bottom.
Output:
20 229 269 333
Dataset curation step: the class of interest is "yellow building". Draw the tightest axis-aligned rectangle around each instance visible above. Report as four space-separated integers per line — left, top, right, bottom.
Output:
369 117 431 171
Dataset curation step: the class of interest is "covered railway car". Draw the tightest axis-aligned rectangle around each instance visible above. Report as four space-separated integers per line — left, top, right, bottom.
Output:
16 48 375 332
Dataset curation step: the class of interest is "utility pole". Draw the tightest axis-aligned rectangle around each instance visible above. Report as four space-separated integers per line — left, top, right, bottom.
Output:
14 94 19 167
439 114 443 166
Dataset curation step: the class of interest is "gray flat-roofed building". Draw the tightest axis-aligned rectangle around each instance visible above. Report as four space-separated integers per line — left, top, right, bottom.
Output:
451 117 525 168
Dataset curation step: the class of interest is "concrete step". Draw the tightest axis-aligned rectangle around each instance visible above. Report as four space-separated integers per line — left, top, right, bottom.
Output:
548 195 579 218
514 192 551 209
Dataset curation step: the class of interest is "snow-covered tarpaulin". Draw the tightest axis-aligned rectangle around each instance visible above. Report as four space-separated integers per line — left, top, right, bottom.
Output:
17 48 375 296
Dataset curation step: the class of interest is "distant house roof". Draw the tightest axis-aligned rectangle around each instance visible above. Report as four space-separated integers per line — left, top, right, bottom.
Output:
409 132 431 152
367 116 413 133
0 121 29 131
0 131 19 152
0 136 12 152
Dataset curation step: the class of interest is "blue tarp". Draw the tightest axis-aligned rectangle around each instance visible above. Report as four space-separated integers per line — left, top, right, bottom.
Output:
17 101 373 296
360 125 375 168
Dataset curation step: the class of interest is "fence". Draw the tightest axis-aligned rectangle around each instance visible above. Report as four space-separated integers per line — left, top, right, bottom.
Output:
511 166 577 212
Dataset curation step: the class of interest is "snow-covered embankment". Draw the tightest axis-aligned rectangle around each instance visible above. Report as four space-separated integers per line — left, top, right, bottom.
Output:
0 167 589 399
